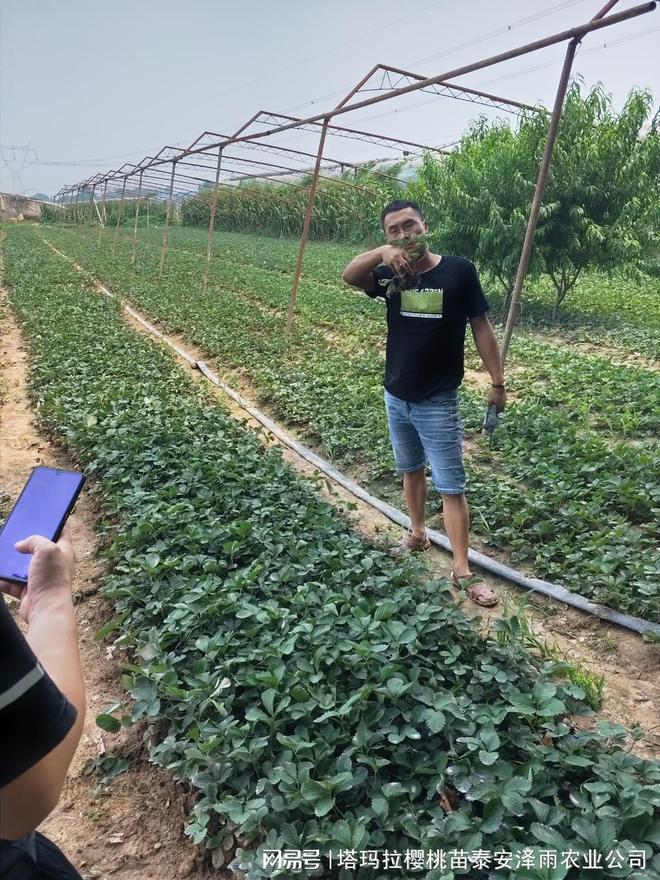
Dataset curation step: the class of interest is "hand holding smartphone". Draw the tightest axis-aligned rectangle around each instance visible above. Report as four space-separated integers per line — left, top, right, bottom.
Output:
0 467 85 585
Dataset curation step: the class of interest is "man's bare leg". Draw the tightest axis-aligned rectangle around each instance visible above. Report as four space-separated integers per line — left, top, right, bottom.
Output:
441 493 470 575
442 493 497 605
404 469 427 539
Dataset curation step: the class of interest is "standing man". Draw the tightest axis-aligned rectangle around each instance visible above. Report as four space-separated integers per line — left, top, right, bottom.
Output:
342 200 506 607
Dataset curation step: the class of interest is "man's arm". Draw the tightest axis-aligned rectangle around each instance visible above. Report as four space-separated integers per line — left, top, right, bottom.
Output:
469 314 507 411
0 531 85 839
342 245 412 292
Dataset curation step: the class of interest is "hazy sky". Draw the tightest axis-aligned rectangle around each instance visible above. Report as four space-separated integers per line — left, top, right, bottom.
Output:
1 0 658 197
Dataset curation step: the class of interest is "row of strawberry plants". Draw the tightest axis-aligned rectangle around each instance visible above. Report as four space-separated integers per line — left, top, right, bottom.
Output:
44 226 660 618
47 225 658 446
8 225 660 878
110 223 660 358
54 224 660 421
42 225 660 621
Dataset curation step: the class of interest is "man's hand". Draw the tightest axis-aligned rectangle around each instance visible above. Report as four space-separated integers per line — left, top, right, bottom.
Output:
487 385 507 413
342 235 428 293
390 235 429 265
380 244 415 278
470 315 507 413
0 528 75 623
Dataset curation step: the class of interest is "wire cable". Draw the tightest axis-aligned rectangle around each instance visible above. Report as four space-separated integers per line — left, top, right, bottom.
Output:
339 24 659 130
213 0 449 102
474 24 660 88
282 0 585 118
407 0 586 69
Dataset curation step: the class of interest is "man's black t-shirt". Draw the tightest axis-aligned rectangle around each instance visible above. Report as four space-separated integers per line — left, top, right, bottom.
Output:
369 256 489 402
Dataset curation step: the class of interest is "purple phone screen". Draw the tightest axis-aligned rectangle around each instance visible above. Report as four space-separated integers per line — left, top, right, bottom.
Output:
0 467 85 583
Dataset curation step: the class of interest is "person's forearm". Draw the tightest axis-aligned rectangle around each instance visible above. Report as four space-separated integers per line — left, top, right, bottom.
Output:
473 321 505 383
26 592 85 717
0 594 85 839
342 247 385 287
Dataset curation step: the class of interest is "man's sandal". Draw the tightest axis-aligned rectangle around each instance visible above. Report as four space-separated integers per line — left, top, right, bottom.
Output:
390 531 432 558
450 571 498 607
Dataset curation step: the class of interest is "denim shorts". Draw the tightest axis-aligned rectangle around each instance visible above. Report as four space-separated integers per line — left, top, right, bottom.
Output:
384 388 466 495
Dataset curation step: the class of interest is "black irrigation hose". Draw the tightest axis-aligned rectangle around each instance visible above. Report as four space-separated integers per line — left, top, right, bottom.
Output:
192 360 660 638
43 238 660 638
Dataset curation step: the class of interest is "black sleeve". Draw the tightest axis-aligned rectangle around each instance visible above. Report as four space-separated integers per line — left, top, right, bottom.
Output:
462 260 490 318
0 596 77 788
368 264 394 299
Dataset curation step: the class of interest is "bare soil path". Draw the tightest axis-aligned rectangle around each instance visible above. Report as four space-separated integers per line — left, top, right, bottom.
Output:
0 287 215 880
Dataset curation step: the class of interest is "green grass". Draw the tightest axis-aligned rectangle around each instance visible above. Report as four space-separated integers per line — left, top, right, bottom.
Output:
486 271 660 359
492 595 606 711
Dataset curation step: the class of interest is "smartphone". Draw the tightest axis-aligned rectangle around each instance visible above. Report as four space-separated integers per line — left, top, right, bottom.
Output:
0 466 86 584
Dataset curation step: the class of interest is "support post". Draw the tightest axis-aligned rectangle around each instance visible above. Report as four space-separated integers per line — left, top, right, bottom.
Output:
98 180 108 246
500 0 621 364
131 170 144 264
93 195 104 228
202 148 223 292
285 119 330 335
112 177 127 256
88 186 96 226
158 161 177 278
499 40 578 364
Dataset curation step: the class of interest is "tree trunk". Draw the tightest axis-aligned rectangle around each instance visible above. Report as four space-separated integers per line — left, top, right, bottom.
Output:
499 278 515 319
551 267 581 320
550 270 564 320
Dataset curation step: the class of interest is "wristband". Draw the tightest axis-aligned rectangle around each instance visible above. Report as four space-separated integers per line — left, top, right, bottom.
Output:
491 383 506 389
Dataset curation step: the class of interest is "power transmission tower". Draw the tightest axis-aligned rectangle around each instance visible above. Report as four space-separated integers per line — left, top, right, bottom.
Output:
0 143 38 193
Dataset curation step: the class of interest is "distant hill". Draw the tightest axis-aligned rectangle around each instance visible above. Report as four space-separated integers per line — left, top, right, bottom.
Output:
31 192 52 201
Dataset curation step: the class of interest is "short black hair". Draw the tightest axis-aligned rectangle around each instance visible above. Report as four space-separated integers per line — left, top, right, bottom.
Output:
381 199 425 228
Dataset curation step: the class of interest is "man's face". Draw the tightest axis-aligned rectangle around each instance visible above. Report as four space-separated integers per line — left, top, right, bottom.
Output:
382 206 428 244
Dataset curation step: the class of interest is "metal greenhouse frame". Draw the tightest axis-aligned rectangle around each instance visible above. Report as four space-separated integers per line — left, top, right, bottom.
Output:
56 0 656 349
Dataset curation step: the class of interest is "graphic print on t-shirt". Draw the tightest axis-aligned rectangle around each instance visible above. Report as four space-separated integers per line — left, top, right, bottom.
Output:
400 288 443 319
